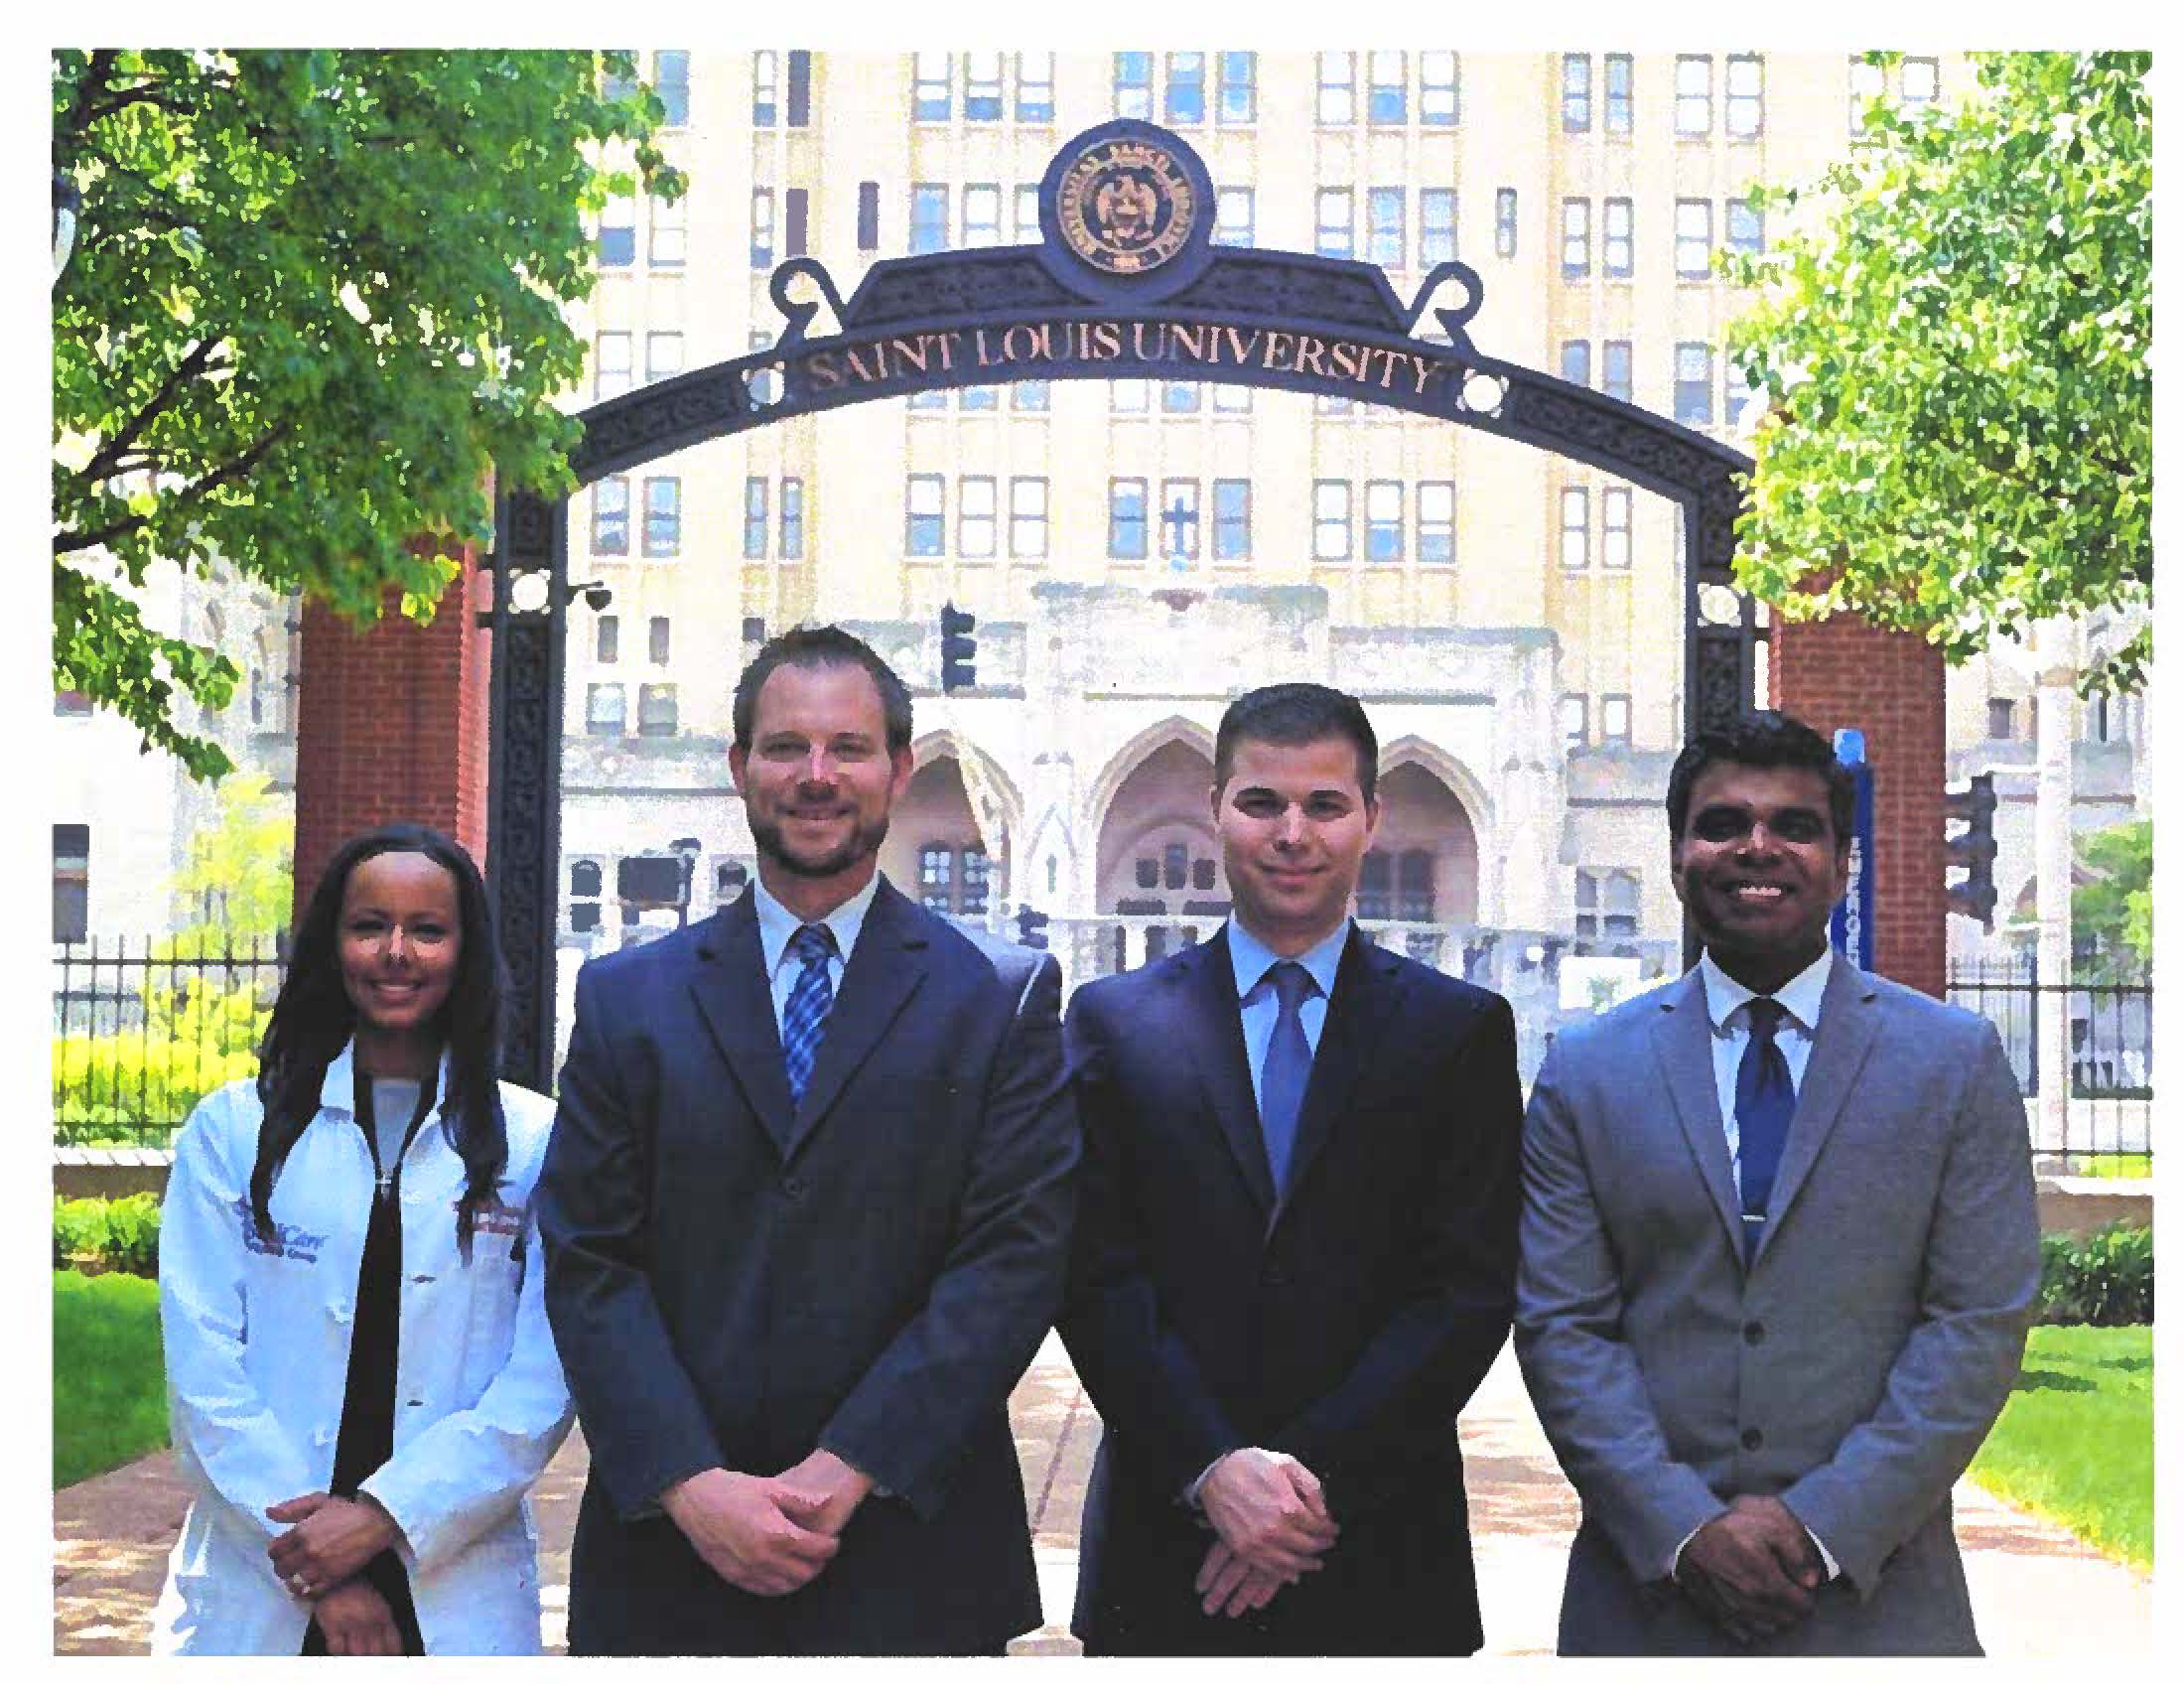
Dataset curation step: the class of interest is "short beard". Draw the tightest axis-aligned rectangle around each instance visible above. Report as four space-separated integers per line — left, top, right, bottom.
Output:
749 807 891 881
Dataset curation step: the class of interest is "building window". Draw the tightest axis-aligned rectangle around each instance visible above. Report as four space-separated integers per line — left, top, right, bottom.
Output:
1017 52 1055 122
1312 481 1352 561
1602 486 1632 569
784 187 808 258
54 823 88 942
909 184 947 253
1213 382 1252 414
1562 54 1591 130
1676 198 1713 278
1216 187 1254 247
1561 487 1589 571
638 683 677 738
570 859 604 932
642 478 680 557
1110 376 1149 414
1603 198 1633 277
1367 187 1405 267
780 478 804 559
1603 340 1633 403
1367 51 1406 124
1599 692 1631 747
647 617 671 665
654 51 689 126
1315 188 1354 259
1014 379 1050 412
1218 52 1256 124
858 180 880 251
906 475 944 556
963 381 1001 411
744 477 768 559
1113 51 1152 118
649 190 685 268
1605 53 1633 135
1561 693 1587 752
1420 188 1455 268
1902 56 1940 113
963 183 1002 247
1357 851 1392 920
593 477 629 555
1421 51 1457 125
1396 849 1435 921
1725 53 1764 138
1159 479 1200 562
1726 198 1764 259
1676 54 1712 136
1418 482 1454 563
746 330 781 406
1109 479 1149 559
963 51 1003 121
1561 340 1591 387
1316 51 1355 125
1577 869 1641 938
1675 342 1714 425
913 51 951 121
599 193 634 267
1987 697 2017 740
646 332 683 385
958 476 997 559
596 331 631 399
786 50 811 125
1212 479 1251 560
595 615 618 663
1495 188 1518 258
1365 480 1403 561
586 683 625 738
1165 52 1206 124
917 845 953 911
752 51 778 125
750 188 774 269
1011 477 1048 558
1560 198 1589 278
1014 184 1040 243
1161 374 1200 414
1725 359 1756 432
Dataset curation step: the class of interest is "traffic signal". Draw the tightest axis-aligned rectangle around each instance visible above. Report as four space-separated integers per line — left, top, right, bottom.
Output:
1014 907 1050 951
939 601 978 693
1943 773 1999 930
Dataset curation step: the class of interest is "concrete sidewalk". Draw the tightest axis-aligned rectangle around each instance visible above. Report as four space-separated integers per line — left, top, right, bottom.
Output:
55 1336 2151 1656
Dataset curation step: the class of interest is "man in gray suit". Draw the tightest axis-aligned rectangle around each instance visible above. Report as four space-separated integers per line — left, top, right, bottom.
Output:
1515 711 2039 1655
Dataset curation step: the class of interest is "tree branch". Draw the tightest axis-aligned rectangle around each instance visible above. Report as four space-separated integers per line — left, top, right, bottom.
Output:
81 338 221 485
56 50 119 154
56 419 293 557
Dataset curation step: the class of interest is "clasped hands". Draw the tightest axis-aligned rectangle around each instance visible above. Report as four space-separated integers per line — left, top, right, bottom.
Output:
1674 1493 1826 1646
265 1489 405 1653
662 1448 872 1598
1193 1447 1339 1620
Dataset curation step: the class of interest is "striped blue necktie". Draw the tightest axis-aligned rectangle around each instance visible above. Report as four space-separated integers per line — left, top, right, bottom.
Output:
1258 960 1316 1196
1736 997 1795 1263
781 923 838 1108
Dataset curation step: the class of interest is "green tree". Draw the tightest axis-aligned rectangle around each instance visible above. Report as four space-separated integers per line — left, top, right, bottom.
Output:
2072 819 2150 978
1725 53 2150 697
53 50 684 779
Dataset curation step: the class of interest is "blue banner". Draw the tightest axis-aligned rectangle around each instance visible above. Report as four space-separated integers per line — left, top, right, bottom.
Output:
1829 729 1876 970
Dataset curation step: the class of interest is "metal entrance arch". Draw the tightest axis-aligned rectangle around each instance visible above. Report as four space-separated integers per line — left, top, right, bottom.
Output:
485 119 1759 1088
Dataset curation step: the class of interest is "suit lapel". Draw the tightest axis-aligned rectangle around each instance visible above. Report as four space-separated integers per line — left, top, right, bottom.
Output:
1648 968 1744 1262
689 894 796 1157
782 878 929 1163
1180 929 1278 1216
1275 925 1405 1225
1752 957 1883 1268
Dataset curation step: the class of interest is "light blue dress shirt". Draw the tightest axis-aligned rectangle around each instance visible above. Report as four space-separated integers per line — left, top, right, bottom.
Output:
1225 916 1349 1114
751 871 881 1038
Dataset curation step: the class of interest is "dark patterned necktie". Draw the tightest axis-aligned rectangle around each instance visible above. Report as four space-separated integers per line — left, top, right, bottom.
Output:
781 923 838 1107
1736 997 1796 1263
1258 960 1316 1196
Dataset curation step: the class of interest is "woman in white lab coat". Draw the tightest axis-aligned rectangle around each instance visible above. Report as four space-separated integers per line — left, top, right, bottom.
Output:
152 823 573 1654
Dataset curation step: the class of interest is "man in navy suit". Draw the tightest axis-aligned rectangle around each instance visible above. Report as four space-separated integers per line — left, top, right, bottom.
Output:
538 627 1077 1655
1060 682 1523 1654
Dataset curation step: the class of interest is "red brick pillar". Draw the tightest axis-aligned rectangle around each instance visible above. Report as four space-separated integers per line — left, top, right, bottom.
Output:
1768 611 1947 998
292 545 493 923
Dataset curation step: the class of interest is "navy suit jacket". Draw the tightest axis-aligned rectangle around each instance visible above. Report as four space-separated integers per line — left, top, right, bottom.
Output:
1059 924 1522 1655
537 878 1078 1655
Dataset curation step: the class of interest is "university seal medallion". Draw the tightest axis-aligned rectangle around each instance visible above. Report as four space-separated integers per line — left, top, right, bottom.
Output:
1055 137 1196 275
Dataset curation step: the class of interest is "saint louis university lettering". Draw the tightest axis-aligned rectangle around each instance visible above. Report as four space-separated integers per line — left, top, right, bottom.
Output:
1055 137 1196 275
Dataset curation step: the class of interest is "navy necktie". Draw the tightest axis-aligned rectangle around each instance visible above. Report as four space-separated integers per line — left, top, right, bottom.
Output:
781 923 838 1108
1258 961 1316 1196
1736 997 1796 1263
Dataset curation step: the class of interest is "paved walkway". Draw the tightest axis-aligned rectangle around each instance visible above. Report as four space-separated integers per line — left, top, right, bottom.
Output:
56 1337 2152 1656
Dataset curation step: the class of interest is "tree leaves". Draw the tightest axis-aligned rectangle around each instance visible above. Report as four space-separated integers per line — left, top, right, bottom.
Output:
53 49 684 778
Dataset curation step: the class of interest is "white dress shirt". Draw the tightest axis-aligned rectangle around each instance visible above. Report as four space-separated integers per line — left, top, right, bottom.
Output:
751 870 881 1036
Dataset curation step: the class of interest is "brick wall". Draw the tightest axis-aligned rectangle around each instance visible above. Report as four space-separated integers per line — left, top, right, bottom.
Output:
1769 612 1947 998
291 545 492 922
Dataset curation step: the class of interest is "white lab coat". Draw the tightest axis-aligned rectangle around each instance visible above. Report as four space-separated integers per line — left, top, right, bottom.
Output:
150 1043 574 1654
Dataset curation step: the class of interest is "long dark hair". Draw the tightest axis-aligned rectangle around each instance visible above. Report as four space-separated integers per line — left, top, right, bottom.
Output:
250 823 508 1261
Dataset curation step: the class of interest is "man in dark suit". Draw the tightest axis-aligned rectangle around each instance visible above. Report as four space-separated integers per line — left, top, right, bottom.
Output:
1515 712 2039 1654
538 626 1077 1655
1060 682 1523 1655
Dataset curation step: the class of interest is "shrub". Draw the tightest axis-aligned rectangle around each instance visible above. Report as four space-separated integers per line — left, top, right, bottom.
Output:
52 1194 163 1277
2036 1223 2152 1325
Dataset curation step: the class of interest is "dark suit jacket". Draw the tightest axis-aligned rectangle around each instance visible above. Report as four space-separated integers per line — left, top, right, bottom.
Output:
537 878 1078 1655
1059 924 1523 1655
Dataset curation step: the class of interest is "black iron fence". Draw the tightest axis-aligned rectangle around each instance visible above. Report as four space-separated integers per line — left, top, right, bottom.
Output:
53 937 286 1148
1946 959 2153 1173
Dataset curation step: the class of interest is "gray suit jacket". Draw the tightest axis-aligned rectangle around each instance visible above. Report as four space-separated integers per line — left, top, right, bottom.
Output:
1513 956 2039 1655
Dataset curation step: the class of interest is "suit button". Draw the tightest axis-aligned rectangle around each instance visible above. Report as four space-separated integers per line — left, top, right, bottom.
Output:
1741 1427 1764 1450
1743 1321 1766 1345
1262 1262 1290 1287
780 1176 807 1201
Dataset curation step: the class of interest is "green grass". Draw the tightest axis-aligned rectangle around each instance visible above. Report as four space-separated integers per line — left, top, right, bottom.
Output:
53 1269 170 1489
1969 1324 2151 1569
2067 1153 2152 1180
